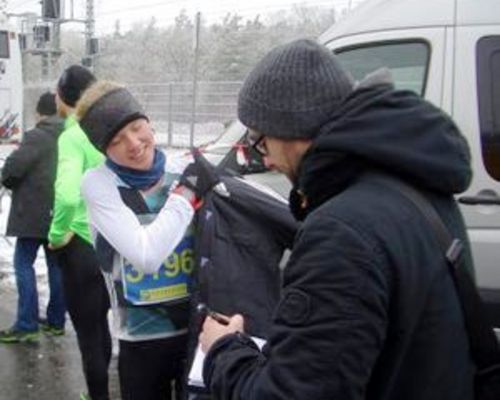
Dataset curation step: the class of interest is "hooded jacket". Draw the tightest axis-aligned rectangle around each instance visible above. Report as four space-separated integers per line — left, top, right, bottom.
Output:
2 116 63 238
203 84 475 400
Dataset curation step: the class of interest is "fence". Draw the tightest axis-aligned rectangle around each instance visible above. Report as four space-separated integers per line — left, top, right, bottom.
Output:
23 80 244 148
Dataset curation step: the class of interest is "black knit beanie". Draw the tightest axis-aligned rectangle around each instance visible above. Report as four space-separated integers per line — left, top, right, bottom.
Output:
79 87 148 153
238 39 354 139
57 65 96 107
36 92 57 116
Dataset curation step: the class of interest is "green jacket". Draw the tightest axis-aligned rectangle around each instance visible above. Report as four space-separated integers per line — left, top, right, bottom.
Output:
48 115 104 246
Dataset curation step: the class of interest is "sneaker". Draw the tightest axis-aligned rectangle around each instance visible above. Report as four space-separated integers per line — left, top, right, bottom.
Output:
0 328 39 343
39 320 65 337
79 393 91 400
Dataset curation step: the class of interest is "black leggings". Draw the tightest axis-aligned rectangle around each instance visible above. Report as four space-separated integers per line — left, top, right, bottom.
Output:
119 334 188 400
56 235 112 400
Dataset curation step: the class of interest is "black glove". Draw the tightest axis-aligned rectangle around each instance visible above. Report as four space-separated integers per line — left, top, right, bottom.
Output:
178 150 220 198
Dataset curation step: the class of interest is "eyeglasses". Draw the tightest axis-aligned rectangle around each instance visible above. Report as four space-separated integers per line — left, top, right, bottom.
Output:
246 131 268 157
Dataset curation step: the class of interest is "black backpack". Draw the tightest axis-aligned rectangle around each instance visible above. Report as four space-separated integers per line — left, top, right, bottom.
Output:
379 176 500 400
192 175 297 336
186 173 297 397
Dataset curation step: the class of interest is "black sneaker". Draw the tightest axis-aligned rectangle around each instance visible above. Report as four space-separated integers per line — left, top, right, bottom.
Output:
39 320 65 337
0 328 39 343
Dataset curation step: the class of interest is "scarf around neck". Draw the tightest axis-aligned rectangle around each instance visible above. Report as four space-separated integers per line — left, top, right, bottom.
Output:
106 148 166 190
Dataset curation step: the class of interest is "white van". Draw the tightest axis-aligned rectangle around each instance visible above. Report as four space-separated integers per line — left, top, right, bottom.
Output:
319 0 500 327
0 14 23 161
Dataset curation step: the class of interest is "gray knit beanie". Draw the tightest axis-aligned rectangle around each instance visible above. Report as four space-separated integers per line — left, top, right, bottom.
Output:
238 39 354 139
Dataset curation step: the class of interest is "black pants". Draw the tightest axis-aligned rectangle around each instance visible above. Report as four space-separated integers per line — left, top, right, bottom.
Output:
56 235 112 400
119 334 188 400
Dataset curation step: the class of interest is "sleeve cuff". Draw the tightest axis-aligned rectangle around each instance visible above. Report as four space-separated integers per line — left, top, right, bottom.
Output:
203 332 259 387
169 191 197 212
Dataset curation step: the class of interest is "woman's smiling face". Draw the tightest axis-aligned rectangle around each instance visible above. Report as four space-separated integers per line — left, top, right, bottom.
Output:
106 118 155 170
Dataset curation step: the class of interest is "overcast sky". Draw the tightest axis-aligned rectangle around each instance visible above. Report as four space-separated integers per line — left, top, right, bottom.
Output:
7 0 364 34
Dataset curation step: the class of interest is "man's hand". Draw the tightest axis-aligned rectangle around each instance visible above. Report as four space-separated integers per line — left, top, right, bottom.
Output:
199 313 245 353
48 231 74 250
178 151 219 199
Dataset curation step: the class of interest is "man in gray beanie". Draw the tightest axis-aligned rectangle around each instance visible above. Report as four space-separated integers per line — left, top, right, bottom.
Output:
199 39 475 399
238 38 353 142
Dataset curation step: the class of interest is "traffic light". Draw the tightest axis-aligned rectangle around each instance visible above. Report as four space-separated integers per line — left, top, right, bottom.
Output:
18 34 27 51
81 56 92 68
42 0 60 19
89 38 99 55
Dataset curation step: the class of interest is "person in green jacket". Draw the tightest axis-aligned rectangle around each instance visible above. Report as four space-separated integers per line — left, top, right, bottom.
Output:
48 65 111 400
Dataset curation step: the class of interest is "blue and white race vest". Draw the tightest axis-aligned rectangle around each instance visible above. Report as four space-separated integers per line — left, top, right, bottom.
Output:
102 171 195 342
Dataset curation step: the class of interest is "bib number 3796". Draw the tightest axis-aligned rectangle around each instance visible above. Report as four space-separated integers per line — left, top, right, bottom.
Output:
122 248 194 305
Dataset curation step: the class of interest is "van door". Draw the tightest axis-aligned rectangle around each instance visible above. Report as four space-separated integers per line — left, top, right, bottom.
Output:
0 29 22 146
454 28 500 324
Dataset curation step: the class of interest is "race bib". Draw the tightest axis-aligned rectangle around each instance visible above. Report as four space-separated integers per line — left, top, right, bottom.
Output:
121 222 194 305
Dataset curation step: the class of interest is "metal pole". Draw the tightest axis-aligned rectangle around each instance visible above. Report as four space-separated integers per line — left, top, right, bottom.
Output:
85 0 94 69
53 19 61 50
189 11 201 149
51 18 61 79
42 54 49 80
168 83 173 147
47 49 52 80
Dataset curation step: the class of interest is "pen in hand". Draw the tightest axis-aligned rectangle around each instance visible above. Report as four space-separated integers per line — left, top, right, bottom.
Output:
197 303 230 326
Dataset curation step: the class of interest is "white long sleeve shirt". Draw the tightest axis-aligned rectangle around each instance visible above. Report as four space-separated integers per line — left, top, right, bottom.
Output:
81 156 194 275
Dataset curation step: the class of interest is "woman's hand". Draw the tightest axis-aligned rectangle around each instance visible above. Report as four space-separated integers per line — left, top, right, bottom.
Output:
179 151 219 198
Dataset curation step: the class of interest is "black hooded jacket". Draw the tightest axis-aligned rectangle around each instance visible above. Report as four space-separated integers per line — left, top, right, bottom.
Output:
2 116 63 238
203 85 475 399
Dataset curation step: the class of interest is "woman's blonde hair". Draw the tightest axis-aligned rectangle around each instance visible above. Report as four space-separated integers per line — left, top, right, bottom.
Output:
75 80 124 121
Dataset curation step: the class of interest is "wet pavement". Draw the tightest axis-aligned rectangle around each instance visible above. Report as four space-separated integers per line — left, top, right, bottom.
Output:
0 193 119 399
0 267 121 400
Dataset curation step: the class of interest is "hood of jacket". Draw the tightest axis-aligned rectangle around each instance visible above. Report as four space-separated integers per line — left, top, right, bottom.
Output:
292 82 472 219
35 115 64 139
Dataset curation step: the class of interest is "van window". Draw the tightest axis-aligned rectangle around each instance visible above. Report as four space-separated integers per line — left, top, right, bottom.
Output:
0 31 9 59
334 41 429 95
477 36 500 181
